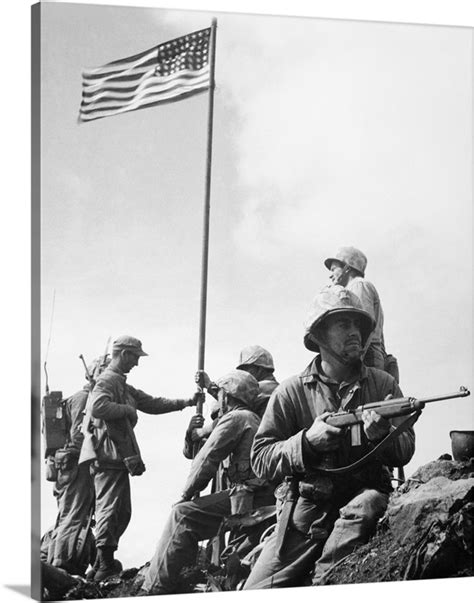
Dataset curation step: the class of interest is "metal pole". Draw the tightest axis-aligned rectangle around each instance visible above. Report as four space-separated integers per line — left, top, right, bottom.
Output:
197 18 217 387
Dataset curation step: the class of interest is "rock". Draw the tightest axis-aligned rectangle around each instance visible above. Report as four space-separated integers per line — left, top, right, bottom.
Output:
321 459 474 585
387 475 474 545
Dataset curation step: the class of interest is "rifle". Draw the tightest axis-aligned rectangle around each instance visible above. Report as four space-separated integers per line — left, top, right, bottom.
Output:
304 386 471 479
325 386 470 446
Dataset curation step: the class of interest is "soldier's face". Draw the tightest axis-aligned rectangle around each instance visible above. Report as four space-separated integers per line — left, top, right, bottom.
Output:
122 350 140 373
323 313 362 362
329 261 348 286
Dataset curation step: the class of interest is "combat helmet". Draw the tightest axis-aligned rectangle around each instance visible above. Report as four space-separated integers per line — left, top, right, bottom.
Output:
303 285 375 353
236 345 275 371
324 246 367 277
215 370 259 408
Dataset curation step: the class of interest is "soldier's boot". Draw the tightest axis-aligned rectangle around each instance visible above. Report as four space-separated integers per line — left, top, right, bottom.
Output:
93 546 122 582
85 552 100 581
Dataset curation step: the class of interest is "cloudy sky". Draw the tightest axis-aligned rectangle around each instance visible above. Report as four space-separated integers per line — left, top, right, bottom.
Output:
33 0 472 575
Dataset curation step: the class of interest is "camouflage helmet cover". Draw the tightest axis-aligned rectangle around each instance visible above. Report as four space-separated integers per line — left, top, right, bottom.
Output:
215 369 259 407
303 285 375 352
236 345 275 371
324 246 368 277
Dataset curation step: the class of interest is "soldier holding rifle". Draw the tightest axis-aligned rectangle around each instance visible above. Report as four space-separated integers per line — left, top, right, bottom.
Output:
244 286 416 588
84 335 198 581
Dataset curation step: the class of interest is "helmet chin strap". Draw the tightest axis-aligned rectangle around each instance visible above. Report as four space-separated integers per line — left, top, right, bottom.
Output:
307 332 368 367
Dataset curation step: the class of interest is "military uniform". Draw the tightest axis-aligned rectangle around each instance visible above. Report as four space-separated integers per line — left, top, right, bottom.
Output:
46 386 95 575
142 371 275 594
90 365 194 553
324 247 388 371
245 358 415 588
345 276 386 369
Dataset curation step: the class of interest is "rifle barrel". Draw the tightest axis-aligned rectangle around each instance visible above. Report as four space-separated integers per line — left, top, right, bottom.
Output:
416 387 470 405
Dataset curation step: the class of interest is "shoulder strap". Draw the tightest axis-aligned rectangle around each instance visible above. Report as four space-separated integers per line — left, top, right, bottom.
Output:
314 411 421 475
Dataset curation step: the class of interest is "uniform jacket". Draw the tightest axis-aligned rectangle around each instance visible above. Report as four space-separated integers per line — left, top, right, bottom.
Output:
347 276 385 352
90 366 190 464
182 377 280 459
182 405 264 499
254 376 279 417
64 386 90 454
251 357 415 493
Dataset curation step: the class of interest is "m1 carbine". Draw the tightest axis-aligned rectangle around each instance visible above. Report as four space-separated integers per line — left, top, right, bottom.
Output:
325 386 470 448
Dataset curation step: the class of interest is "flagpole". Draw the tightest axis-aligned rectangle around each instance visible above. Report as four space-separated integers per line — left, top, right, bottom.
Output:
197 18 217 394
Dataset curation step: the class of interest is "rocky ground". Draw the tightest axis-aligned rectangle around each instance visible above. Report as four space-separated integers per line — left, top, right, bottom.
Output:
42 457 474 599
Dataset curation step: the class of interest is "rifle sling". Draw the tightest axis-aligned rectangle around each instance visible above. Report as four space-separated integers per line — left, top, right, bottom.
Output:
313 410 421 475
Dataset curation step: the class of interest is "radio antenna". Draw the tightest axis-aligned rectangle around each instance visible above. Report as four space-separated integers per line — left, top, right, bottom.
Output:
44 289 56 395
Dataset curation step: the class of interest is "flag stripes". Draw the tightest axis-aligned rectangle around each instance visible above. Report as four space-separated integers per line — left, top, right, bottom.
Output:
79 27 211 122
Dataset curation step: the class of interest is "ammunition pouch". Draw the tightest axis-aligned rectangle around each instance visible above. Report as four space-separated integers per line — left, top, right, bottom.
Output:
54 448 80 486
298 475 334 503
229 484 254 516
123 454 146 476
45 456 58 482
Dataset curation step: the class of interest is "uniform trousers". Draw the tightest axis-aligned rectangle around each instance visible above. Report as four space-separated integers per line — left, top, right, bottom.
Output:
142 487 274 593
244 487 388 589
47 463 95 574
93 465 131 550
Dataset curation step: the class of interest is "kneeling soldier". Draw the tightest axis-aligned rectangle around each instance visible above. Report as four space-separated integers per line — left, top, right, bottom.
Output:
244 286 415 589
141 370 275 595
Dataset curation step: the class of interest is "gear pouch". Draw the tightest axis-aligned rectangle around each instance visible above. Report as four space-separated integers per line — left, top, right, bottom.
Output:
229 484 254 515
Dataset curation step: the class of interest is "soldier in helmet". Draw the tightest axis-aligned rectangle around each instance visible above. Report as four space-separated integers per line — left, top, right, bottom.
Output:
42 355 109 576
243 287 415 589
236 345 279 417
184 345 279 457
141 370 275 595
85 335 198 581
324 246 394 376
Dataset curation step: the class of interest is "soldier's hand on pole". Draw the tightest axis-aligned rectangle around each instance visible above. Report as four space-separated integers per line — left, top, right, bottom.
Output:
186 414 204 436
195 370 211 389
187 392 202 407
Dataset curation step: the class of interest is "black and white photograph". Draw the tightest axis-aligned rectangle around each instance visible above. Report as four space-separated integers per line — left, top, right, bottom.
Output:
4 0 474 602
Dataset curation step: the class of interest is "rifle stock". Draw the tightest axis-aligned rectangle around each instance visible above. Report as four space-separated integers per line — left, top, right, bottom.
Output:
326 386 470 429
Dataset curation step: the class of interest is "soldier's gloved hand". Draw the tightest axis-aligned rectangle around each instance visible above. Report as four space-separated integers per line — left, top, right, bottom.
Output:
125 405 138 427
195 370 211 389
305 411 344 451
186 414 204 436
362 409 391 442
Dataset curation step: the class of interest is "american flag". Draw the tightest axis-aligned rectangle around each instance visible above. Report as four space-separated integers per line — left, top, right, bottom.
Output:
79 27 211 123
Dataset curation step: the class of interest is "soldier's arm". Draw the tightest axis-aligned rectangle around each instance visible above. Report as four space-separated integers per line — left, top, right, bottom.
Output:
251 385 309 482
348 279 377 317
181 414 240 499
90 385 132 421
129 385 195 414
